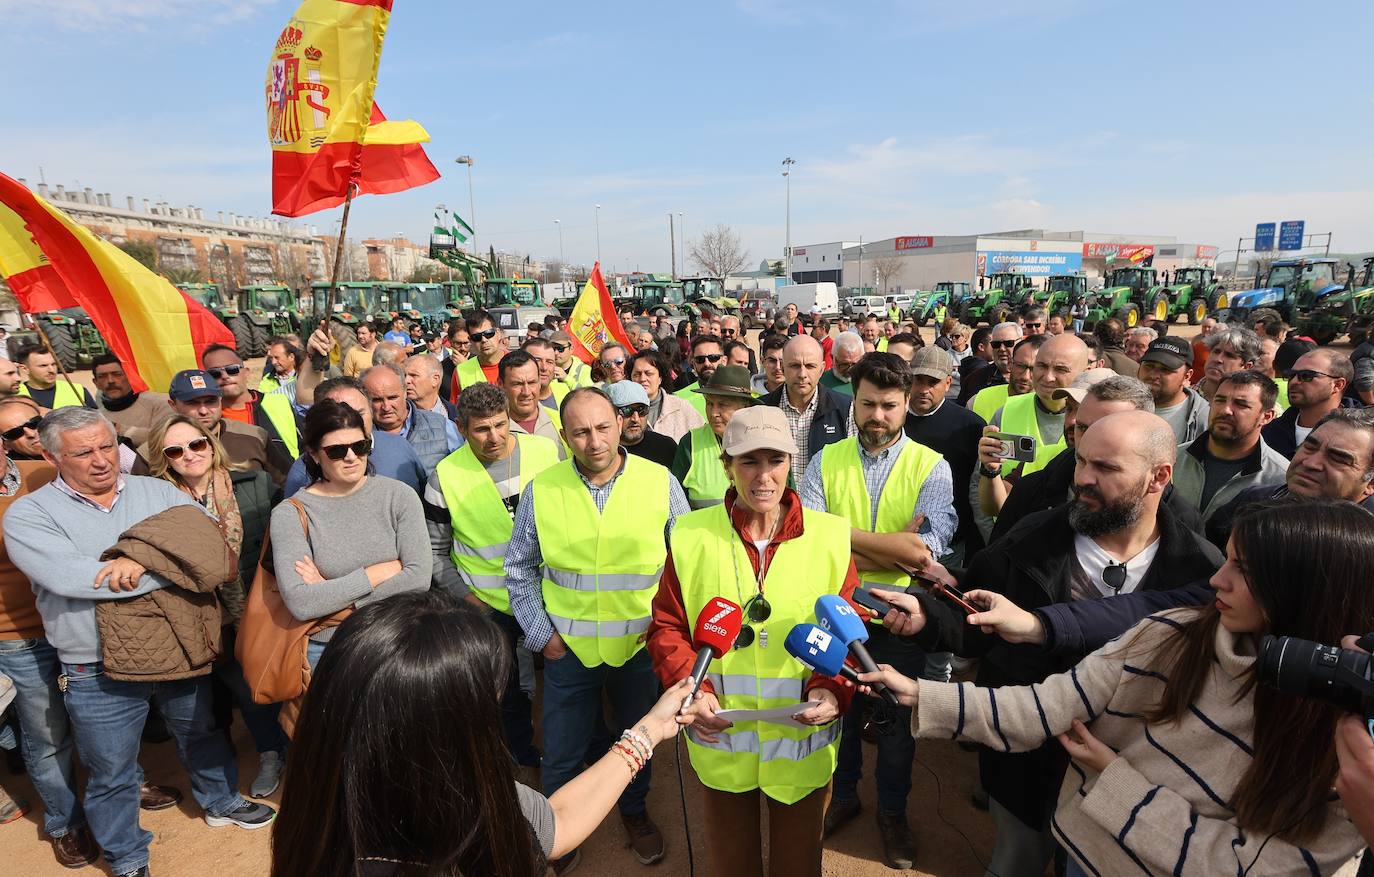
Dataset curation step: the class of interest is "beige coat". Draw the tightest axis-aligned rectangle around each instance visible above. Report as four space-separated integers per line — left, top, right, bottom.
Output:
652 392 705 443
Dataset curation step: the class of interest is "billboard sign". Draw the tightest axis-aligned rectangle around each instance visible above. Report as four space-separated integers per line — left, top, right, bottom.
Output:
1278 220 1305 251
1083 242 1155 262
980 250 1082 277
1254 223 1275 252
895 236 933 250
1195 245 1219 260
792 247 806 256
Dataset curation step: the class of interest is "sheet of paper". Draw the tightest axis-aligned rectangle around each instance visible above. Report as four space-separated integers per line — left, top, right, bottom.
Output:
715 702 812 728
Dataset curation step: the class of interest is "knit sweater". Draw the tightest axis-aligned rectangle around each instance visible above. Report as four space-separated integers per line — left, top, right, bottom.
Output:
916 611 1362 876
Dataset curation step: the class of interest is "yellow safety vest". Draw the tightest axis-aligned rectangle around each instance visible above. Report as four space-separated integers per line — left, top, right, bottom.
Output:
876 337 889 352
532 454 671 667
19 381 87 410
555 359 595 392
258 374 281 395
971 384 1010 423
1273 377 1289 412
257 391 299 459
437 433 560 615
681 425 728 509
997 392 1067 478
672 503 850 804
675 381 708 419
455 356 489 391
819 437 943 595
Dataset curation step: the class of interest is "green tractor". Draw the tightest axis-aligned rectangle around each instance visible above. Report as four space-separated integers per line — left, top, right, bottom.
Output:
440 280 480 312
1083 266 1160 330
395 282 465 334
909 281 972 327
1302 257 1374 346
177 282 249 356
680 276 740 318
235 284 302 356
1033 274 1089 317
309 281 394 354
32 308 108 371
1148 267 1227 326
1223 258 1345 330
960 272 1034 326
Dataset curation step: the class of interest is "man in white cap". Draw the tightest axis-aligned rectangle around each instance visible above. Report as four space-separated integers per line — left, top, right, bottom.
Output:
607 380 676 468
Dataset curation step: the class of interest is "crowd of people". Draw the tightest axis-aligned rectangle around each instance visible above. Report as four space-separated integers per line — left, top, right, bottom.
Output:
0 303 1371 877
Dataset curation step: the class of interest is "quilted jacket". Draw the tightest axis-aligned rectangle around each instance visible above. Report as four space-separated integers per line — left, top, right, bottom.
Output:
95 505 239 682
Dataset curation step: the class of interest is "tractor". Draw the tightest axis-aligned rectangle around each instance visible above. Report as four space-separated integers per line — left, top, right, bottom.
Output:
1223 258 1344 330
398 283 466 333
1150 267 1227 326
31 308 108 370
909 282 972 327
1034 274 1089 318
960 272 1034 326
483 278 557 344
1082 266 1160 330
440 280 480 312
1301 257 1374 345
235 284 302 356
309 281 394 355
680 276 740 318
177 283 248 355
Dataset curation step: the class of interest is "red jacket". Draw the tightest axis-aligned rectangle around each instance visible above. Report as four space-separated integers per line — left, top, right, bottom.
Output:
647 488 860 712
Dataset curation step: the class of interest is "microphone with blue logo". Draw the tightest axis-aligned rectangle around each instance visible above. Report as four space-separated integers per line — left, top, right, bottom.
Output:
814 594 900 706
784 623 864 686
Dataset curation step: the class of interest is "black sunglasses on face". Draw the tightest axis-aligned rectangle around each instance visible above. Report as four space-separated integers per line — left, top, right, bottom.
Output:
1026 322 1043 329
163 437 211 459
551 343 569 353
1290 369 1336 383
1 416 42 441
470 329 499 342
617 404 649 417
990 340 1017 349
205 365 243 379
321 439 373 461
694 353 724 365
721 328 737 336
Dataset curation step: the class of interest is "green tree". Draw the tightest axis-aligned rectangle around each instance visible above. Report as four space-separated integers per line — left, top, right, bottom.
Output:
118 239 158 271
162 266 205 285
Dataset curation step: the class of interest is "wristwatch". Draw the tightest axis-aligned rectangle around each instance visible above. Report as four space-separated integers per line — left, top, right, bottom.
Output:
979 463 1002 479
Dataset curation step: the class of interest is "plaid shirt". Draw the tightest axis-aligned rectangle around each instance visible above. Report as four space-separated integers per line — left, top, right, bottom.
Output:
780 387 822 487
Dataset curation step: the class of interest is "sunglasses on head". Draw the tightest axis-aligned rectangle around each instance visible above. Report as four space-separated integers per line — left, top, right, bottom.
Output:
470 329 499 342
205 364 243 379
990 339 1017 349
1 416 42 442
1290 369 1336 383
617 403 649 418
163 437 211 459
694 353 724 365
320 439 373 461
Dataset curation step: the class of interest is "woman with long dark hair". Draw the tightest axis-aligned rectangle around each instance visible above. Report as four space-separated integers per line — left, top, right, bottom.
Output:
272 590 692 877
864 499 1372 875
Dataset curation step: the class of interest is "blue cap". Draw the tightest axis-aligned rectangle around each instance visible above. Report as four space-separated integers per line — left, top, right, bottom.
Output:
168 369 222 402
604 380 650 408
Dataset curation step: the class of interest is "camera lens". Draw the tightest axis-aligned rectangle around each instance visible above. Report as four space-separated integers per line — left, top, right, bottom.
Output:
1258 634 1372 714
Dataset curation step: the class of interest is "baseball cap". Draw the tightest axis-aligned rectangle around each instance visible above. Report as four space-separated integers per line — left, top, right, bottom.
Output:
168 369 222 402
910 347 953 380
721 406 799 456
605 380 650 409
1051 367 1117 404
1140 336 1192 371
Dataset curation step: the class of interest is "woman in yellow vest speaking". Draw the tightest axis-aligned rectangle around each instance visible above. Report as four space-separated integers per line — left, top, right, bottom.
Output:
647 406 861 877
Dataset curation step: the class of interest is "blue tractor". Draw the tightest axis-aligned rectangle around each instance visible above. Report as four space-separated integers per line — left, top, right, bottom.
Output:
1223 258 1345 328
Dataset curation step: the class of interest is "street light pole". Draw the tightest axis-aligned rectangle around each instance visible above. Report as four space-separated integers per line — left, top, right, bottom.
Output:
782 157 795 281
678 213 685 275
555 219 565 286
454 155 477 263
594 204 602 265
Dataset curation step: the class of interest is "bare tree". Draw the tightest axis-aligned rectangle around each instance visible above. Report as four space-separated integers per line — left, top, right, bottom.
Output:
869 253 906 293
688 224 750 278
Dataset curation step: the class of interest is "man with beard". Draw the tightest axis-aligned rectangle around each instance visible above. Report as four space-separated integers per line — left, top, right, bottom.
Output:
889 410 1222 877
606 380 676 468
961 322 1023 416
819 331 865 396
1173 370 1286 523
674 334 725 418
1137 337 1209 444
1260 348 1353 458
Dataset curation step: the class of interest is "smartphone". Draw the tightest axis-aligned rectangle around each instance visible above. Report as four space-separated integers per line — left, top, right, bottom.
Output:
901 566 983 616
989 431 1037 463
853 585 908 617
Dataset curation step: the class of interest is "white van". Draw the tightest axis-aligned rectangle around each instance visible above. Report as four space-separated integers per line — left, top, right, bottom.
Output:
777 282 840 316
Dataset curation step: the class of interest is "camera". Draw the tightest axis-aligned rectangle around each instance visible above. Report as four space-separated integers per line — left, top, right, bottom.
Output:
1258 633 1374 718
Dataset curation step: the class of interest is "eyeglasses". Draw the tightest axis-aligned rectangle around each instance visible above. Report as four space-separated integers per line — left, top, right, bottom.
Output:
721 328 737 336
469 329 499 342
989 340 1017 349
694 353 724 365
320 439 373 461
163 437 211 459
1 416 42 441
1290 369 1337 383
205 365 243 379
551 343 569 353
617 404 649 418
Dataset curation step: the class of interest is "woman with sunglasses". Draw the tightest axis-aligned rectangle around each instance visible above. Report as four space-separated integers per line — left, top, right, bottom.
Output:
146 414 290 795
269 400 430 673
628 349 704 443
861 499 1372 876
647 406 860 877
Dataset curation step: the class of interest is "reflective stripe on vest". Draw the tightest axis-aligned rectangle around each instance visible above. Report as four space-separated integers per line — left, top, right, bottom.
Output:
819 437 942 593
971 384 1010 423
675 382 708 419
19 381 86 410
436 433 560 614
257 391 299 458
681 425 728 509
997 392 1067 478
455 356 488 390
533 454 670 668
672 503 851 803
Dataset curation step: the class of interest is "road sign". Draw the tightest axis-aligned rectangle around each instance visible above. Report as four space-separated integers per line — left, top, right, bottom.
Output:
1254 223 1275 252
1278 220 1305 251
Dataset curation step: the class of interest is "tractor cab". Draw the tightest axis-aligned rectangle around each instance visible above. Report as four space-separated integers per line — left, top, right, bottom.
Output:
483 278 543 307
1037 274 1088 313
1172 267 1214 289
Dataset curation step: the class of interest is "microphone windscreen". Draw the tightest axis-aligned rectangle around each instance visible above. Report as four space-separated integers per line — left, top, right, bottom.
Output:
692 597 744 658
784 623 849 677
814 594 869 645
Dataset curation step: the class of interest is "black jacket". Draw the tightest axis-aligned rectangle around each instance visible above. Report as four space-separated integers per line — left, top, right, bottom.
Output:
912 500 1223 829
904 400 986 553
230 469 279 590
759 383 851 466
956 360 1004 405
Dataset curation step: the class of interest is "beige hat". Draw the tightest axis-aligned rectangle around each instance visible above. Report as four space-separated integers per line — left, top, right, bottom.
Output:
1051 367 1118 404
910 346 953 379
721 406 799 456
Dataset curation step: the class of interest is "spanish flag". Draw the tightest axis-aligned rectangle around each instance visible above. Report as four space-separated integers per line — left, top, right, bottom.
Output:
0 173 236 393
567 263 635 365
267 0 439 217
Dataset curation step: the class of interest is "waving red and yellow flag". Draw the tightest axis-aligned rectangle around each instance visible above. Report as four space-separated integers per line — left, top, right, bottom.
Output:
0 173 236 393
267 0 439 217
567 263 635 365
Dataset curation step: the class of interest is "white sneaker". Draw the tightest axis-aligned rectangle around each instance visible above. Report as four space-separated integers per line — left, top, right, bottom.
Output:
249 751 283 798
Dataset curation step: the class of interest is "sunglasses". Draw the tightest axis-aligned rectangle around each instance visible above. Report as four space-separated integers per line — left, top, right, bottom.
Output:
1290 369 1337 383
617 403 650 418
551 343 569 353
469 329 499 342
163 437 211 459
205 364 243 379
320 439 373 461
694 353 724 365
721 328 737 336
602 357 626 368
1025 322 1043 329
990 340 1017 349
733 594 773 648
1 416 42 442
1102 562 1128 594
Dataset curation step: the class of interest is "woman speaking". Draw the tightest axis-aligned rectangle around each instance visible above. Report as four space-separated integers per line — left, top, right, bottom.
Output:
647 406 860 877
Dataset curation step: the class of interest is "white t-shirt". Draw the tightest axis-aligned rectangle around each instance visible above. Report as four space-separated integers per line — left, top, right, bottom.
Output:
1071 534 1161 599
1294 423 1315 447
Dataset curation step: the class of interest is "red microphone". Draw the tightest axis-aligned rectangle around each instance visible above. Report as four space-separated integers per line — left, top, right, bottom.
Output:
689 597 744 697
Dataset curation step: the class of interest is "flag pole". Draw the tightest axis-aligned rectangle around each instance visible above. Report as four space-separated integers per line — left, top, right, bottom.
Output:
313 182 357 372
30 321 85 403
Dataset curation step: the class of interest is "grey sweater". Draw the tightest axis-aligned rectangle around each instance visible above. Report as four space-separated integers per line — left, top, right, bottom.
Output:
270 476 430 640
5 476 203 664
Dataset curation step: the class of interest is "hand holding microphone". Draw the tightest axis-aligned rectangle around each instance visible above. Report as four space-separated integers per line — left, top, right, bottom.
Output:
681 598 744 737
814 595 900 706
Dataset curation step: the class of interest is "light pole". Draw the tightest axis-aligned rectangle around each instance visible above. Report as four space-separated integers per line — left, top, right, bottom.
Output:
678 212 685 275
782 157 795 281
555 219 565 284
454 155 477 261
594 204 602 265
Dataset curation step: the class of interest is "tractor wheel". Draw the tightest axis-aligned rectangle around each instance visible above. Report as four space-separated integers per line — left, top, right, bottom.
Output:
989 305 1010 325
246 321 268 358
41 323 80 372
1149 293 1170 323
1249 307 1283 331
915 312 929 328
1207 291 1229 314
1115 305 1140 329
1187 298 1206 325
960 305 977 326
229 316 256 359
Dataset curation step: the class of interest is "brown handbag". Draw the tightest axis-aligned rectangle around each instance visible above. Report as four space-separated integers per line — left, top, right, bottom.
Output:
235 498 351 707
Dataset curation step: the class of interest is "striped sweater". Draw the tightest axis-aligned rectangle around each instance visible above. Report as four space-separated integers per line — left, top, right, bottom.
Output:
916 610 1363 876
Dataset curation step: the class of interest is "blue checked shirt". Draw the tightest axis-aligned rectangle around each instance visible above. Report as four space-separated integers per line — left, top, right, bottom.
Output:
505 450 691 653
799 431 956 558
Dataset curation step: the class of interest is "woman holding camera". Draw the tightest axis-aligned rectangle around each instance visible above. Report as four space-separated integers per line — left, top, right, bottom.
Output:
864 499 1374 875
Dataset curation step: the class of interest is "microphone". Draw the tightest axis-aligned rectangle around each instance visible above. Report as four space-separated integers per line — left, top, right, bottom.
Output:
815 594 900 705
688 597 744 697
784 623 867 688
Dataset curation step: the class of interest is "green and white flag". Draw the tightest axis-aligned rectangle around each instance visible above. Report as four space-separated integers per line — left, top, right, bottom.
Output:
452 213 474 236
434 211 469 243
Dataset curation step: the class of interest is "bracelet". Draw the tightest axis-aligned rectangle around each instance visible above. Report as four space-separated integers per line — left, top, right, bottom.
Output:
628 726 655 760
979 463 1002 479
611 740 643 775
621 730 651 765
610 744 639 776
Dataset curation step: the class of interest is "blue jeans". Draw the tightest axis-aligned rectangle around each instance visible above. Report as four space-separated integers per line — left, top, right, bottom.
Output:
0 638 83 837
1072 319 1085 333
307 638 327 674
541 646 656 816
834 625 926 813
214 656 288 756
490 610 540 766
61 661 245 875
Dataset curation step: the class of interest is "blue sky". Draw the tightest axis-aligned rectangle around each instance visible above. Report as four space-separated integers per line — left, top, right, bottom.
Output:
3 0 1372 274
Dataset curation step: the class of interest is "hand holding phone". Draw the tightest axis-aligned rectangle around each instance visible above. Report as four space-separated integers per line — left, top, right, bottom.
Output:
988 431 1037 464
